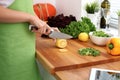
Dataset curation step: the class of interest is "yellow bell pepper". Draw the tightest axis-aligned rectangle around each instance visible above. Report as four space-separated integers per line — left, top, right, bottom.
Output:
106 38 120 55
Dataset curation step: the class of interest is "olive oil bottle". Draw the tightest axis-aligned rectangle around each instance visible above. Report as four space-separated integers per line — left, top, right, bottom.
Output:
100 12 106 28
100 0 110 28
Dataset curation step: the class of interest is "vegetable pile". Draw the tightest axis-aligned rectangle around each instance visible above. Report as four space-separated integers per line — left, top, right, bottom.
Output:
59 17 96 38
78 47 100 57
92 31 110 37
47 14 76 28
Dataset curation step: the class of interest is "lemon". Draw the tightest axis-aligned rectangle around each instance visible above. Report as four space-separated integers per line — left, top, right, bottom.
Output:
55 39 67 48
78 32 89 41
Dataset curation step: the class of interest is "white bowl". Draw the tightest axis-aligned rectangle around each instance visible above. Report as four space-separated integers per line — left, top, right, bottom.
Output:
89 32 113 46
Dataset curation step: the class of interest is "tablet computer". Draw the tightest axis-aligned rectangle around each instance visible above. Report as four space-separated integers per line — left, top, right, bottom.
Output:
89 68 120 80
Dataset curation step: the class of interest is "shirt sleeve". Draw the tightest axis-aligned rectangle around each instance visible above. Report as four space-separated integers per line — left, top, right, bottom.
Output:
0 0 15 7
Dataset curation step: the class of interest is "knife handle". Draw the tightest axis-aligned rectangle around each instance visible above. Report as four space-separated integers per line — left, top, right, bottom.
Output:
29 25 38 31
29 25 53 34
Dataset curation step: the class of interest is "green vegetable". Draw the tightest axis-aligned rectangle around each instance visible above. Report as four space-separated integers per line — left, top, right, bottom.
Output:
85 1 99 14
92 31 110 37
59 21 81 38
59 17 96 38
81 17 96 31
78 47 100 57
108 43 114 50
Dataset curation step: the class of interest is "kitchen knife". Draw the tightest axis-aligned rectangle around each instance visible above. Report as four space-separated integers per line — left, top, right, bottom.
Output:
48 30 73 39
30 25 73 39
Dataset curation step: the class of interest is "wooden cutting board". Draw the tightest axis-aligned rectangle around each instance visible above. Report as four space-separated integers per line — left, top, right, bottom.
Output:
36 37 120 74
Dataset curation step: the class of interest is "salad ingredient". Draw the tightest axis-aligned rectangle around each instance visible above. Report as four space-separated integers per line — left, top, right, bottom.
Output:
47 14 76 28
59 17 96 38
81 17 96 31
55 39 67 48
92 31 110 37
59 49 68 52
78 48 100 57
78 32 89 41
106 38 120 55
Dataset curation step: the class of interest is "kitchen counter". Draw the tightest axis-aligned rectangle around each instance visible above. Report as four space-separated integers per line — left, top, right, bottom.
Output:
36 36 120 80
55 61 120 80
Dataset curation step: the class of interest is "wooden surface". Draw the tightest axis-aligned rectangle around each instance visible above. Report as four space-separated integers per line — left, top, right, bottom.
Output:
55 61 120 80
36 37 120 74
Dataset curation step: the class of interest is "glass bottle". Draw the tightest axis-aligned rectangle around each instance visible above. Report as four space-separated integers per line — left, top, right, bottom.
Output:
100 11 106 28
100 0 110 29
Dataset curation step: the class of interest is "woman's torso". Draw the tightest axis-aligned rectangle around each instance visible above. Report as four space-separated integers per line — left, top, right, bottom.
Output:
0 0 41 80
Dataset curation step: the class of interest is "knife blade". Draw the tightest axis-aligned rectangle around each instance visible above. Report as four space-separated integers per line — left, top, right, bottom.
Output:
30 25 73 39
48 31 73 39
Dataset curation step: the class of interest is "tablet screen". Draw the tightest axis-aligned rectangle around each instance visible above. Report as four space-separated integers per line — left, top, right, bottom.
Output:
89 68 120 80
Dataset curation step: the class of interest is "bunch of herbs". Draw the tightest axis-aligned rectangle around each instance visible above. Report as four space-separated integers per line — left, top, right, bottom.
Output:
59 17 96 38
85 1 99 14
78 47 100 57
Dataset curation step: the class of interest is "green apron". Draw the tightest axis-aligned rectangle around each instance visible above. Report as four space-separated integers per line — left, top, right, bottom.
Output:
0 0 41 80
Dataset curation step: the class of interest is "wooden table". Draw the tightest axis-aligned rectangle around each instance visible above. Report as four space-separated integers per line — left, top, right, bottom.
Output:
36 37 120 80
55 61 120 80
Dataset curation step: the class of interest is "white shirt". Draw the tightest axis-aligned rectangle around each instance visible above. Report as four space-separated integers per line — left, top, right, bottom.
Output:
0 0 15 7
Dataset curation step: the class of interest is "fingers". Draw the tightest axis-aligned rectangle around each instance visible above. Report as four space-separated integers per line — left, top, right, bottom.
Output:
32 24 50 35
40 25 46 34
37 26 59 35
30 15 60 35
45 25 52 34
52 27 60 32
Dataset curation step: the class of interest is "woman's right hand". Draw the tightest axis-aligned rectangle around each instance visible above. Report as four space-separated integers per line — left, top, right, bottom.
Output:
29 15 52 35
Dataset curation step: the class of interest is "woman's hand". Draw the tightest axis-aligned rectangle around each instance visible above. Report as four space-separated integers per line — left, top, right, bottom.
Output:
29 12 61 35
51 27 60 32
30 15 60 35
29 15 50 34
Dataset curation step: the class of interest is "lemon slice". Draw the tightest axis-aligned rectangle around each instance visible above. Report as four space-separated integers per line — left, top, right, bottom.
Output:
59 49 68 52
55 39 67 48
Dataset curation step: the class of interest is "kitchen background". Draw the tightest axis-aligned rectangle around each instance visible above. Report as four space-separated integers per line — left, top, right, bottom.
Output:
33 0 119 36
33 0 119 80
33 0 94 80
33 0 96 20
